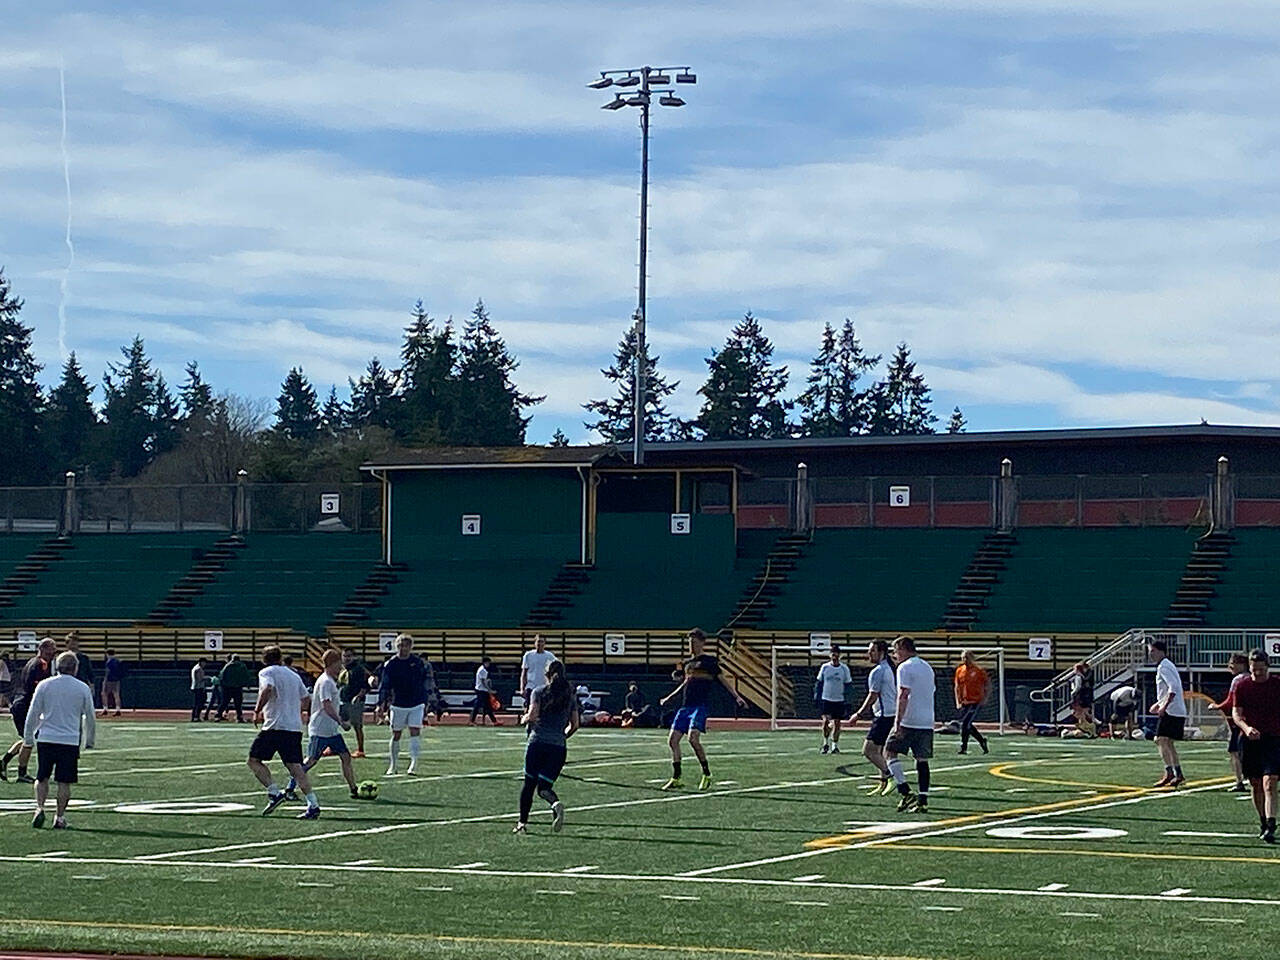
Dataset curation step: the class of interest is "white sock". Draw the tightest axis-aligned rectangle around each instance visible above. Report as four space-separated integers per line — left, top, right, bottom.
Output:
888 759 907 786
409 735 421 761
267 783 282 797
305 791 319 808
390 739 401 767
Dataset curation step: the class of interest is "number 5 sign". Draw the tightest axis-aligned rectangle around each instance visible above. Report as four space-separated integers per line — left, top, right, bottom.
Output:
604 633 626 656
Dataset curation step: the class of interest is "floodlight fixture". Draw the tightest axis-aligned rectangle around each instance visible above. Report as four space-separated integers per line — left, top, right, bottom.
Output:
675 70 696 84
616 74 641 87
587 75 614 89
602 97 627 110
649 72 672 84
659 93 684 107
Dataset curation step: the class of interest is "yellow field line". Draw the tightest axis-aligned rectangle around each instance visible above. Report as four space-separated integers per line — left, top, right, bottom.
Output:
986 760 1133 792
894 842 1280 868
0 917 939 960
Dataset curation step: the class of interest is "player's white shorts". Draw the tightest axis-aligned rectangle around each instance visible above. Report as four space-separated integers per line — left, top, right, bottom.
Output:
390 705 425 731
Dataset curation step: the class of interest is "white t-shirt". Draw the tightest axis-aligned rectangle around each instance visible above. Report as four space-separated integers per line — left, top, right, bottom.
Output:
816 662 852 702
522 650 557 690
23 674 96 748
308 673 343 739
868 660 897 718
259 664 308 732
475 665 491 692
1111 685 1136 707
1155 658 1187 718
896 656 936 730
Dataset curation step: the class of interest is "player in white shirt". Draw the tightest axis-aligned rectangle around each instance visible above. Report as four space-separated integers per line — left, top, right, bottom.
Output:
885 636 936 813
850 639 897 795
23 652 95 829
520 635 558 708
1149 639 1188 787
247 645 320 818
815 646 853 754
286 649 360 801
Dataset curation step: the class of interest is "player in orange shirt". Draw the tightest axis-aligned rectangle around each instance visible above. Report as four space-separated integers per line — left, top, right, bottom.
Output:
953 650 990 755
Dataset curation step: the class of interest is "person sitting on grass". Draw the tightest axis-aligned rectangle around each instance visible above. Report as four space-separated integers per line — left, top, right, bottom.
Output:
621 683 654 728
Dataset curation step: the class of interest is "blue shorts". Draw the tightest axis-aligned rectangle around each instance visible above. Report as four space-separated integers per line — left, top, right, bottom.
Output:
672 706 708 734
306 734 350 760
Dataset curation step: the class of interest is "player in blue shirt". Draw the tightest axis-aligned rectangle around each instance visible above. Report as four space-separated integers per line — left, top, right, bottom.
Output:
374 634 431 776
659 629 745 791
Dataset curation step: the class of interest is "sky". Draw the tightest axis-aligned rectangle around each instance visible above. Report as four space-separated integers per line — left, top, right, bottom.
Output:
3 0 1280 442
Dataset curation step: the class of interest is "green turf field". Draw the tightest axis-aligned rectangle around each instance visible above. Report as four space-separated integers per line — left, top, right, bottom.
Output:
0 721 1277 960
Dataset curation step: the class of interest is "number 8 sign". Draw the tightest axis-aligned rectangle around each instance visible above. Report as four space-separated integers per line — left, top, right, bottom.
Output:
1267 634 1280 658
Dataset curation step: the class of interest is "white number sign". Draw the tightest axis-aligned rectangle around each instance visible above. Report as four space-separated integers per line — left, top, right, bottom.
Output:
461 514 481 536
320 493 340 515
888 486 911 508
203 631 224 652
1028 637 1052 661
604 633 626 656
809 632 832 653
1266 634 1280 659
670 513 691 535
378 632 398 654
16 630 37 653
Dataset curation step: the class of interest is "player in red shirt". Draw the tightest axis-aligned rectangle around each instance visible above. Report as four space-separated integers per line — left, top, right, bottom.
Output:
1231 649 1280 844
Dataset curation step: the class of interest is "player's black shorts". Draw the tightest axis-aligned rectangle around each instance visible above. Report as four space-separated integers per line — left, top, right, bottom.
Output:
35 742 79 784
820 699 847 720
10 697 29 737
1110 703 1135 723
248 729 304 765
1229 727 1243 754
1242 735 1280 781
886 726 934 759
1156 714 1186 741
867 716 894 746
523 740 567 784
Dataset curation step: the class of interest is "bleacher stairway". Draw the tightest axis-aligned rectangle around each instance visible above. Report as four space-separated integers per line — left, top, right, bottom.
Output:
1164 532 1234 627
329 560 407 628
724 533 810 629
0 537 72 610
146 536 245 624
942 531 1015 631
523 562 594 629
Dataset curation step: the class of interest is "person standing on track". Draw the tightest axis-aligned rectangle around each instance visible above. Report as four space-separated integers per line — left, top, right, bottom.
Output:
24 651 95 829
659 628 746 791
190 658 207 722
850 639 896 796
247 645 318 819
100 649 124 716
1 637 56 784
470 656 501 726
885 635 936 814
63 633 95 708
954 650 991 755
520 635 558 710
816 645 852 755
375 633 430 775
217 653 252 723
1210 653 1251 792
513 660 579 835
1149 640 1188 788
1231 648 1280 844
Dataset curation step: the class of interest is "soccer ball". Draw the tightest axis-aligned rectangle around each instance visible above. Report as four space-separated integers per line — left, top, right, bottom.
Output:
357 780 379 800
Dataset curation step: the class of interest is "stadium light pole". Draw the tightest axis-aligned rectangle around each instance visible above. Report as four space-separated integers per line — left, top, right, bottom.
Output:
590 65 696 465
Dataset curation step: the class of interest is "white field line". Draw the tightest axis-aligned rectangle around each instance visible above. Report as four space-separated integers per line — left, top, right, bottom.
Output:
5 854 1280 911
678 782 1229 877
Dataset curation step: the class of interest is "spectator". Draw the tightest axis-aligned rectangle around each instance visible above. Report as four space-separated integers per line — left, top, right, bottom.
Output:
218 654 253 723
203 668 222 721
519 635 558 708
1069 662 1096 736
469 657 500 726
101 649 125 716
621 683 655 728
63 633 95 708
190 658 207 722
1109 684 1138 740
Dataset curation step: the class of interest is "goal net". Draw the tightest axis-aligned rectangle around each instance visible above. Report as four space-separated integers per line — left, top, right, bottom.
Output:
769 643 1007 734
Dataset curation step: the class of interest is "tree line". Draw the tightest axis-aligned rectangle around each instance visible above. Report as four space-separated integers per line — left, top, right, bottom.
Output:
0 269 961 486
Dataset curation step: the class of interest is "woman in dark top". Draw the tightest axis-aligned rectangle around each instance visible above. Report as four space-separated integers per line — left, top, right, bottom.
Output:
514 660 579 835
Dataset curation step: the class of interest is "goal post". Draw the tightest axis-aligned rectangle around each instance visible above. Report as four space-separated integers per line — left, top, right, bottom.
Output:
769 643 1007 735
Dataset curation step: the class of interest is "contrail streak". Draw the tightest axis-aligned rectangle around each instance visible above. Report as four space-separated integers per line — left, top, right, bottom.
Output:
58 59 74 360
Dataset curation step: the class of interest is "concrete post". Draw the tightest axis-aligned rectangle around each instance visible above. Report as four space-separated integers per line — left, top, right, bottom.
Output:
62 471 77 536
795 462 812 535
1215 456 1232 531
998 458 1015 532
235 469 249 535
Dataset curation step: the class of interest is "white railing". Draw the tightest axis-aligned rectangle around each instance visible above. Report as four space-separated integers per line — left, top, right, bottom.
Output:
1030 628 1148 722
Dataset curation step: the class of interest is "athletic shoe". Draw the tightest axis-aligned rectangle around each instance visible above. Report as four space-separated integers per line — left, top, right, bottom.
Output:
262 792 288 816
284 788 300 802
296 806 321 820
914 800 929 814
830 744 841 754
896 791 915 813
698 774 713 791
53 816 68 829
1170 775 1186 788
349 789 360 800
980 742 990 755
880 779 897 796
406 761 417 776
866 779 888 796
661 777 681 791
551 800 565 833
385 765 398 776
16 773 34 784
1153 774 1174 788
820 743 830 755
958 748 968 755
31 810 44 829
1233 782 1250 793
0 755 9 780
1264 825 1277 845
512 822 527 835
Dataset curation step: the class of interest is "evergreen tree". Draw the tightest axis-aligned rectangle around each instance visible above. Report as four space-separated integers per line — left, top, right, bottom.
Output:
583 319 680 443
833 319 880 435
100 336 159 478
273 367 321 442
320 385 348 438
0 269 45 483
45 352 97 475
348 357 398 431
866 343 937 436
152 372 182 457
946 406 967 434
455 300 542 445
797 323 840 437
398 301 458 444
179 361 214 419
549 427 570 447
694 312 790 440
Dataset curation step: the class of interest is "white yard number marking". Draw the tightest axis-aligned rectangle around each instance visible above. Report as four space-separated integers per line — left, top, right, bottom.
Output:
809 633 832 654
116 801 253 816
320 493 340 515
670 513 691 535
888 486 911 508
16 630 37 652
378 632 398 654
987 825 1128 841
461 514 481 536
604 633 626 656
203 631 224 652
1028 637 1052 661
1266 634 1280 658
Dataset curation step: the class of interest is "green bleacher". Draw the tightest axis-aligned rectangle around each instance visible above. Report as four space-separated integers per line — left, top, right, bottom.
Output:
0 534 219 623
972 528 1193 633
757 528 985 631
1203 529 1280 627
178 533 381 636
0 535 46 585
366 558 564 630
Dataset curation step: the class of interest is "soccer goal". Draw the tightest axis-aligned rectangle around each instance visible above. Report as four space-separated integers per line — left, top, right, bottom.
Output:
769 643 1007 734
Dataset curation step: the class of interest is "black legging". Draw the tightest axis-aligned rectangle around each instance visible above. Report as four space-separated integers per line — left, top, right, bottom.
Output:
221 687 244 721
518 777 560 823
958 703 988 751
470 691 497 724
190 689 206 721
